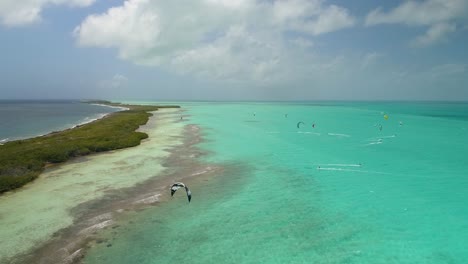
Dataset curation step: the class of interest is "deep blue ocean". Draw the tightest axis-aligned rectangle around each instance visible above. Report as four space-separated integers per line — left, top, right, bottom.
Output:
0 100 120 142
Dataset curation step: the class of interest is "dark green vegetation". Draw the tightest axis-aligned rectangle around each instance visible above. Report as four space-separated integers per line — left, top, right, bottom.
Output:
0 103 180 194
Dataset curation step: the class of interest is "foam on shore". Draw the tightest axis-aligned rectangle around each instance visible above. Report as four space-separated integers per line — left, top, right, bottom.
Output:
90 103 130 112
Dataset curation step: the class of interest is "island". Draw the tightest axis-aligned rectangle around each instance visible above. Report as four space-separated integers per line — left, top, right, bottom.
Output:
0 101 180 194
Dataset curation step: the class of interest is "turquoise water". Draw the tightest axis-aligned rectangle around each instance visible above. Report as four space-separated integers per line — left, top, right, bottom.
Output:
84 102 468 264
0 100 120 141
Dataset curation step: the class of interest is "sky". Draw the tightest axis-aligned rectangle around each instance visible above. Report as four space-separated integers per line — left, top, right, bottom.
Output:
0 0 467 101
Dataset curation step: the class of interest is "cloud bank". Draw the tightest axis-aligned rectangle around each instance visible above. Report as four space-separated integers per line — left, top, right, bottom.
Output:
74 0 356 84
365 0 468 47
0 0 95 26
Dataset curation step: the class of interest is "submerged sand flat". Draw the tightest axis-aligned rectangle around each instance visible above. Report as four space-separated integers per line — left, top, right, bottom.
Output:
0 109 184 263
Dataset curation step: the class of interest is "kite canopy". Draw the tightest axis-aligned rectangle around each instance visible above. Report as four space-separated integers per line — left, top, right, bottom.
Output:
171 182 192 203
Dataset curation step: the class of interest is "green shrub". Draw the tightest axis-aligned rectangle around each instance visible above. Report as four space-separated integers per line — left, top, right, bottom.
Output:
0 104 179 194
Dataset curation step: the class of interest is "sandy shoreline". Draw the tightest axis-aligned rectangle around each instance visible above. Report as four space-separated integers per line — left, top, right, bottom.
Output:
0 109 177 263
40 104 130 138
89 103 130 112
1 109 221 264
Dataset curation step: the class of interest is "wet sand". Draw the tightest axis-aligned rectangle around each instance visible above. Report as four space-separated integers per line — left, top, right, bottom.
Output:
0 109 218 264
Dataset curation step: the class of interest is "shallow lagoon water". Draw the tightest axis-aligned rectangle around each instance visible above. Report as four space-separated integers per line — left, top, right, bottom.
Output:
0 109 184 263
83 102 468 264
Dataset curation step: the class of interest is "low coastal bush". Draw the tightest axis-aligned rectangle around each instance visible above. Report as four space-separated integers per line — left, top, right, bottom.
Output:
0 103 179 194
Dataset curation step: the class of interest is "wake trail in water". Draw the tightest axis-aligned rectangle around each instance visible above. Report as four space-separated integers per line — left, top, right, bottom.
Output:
364 141 383 146
297 131 321 135
367 135 396 141
363 135 397 146
316 164 362 167
316 167 390 175
328 133 351 138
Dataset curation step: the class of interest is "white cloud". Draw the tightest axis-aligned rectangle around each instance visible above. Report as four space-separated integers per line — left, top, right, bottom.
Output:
0 0 95 26
365 0 467 47
270 0 355 35
98 74 129 89
361 52 385 69
203 0 251 9
365 0 467 26
428 63 466 78
411 22 457 47
170 26 283 84
74 0 160 61
289 37 314 48
293 5 355 35
271 0 322 23
74 0 356 83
